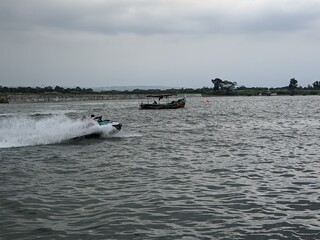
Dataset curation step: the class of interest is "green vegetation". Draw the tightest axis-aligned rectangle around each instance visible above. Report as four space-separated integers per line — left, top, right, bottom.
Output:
1 78 320 97
211 78 237 95
288 78 298 95
0 94 8 103
0 86 94 94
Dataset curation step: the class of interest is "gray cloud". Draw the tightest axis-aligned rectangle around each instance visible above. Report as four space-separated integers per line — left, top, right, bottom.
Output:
1 0 320 36
1 0 320 88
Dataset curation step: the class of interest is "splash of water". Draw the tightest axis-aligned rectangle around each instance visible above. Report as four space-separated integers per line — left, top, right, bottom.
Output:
0 115 116 148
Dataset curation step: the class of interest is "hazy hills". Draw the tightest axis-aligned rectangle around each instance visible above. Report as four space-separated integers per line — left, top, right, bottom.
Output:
93 86 174 91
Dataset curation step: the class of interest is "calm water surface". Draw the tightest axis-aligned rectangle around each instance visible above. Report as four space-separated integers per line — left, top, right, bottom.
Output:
0 96 320 240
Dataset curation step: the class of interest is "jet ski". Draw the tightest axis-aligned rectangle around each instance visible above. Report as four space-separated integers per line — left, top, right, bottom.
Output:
76 116 122 139
98 119 122 131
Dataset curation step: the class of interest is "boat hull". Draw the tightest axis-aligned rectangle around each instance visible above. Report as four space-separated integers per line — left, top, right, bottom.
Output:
75 120 122 139
140 98 186 110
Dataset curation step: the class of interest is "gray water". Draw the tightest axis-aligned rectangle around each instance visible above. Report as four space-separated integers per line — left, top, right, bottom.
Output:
0 96 320 240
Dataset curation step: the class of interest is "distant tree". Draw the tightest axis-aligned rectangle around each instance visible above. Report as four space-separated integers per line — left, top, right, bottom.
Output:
288 78 298 94
211 78 223 90
313 81 320 90
237 85 247 90
211 78 237 95
65 88 71 93
86 88 94 93
54 86 64 92
3 86 9 92
44 86 53 92
222 80 237 95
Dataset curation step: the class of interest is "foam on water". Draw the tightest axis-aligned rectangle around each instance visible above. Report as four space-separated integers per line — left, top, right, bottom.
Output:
0 115 116 148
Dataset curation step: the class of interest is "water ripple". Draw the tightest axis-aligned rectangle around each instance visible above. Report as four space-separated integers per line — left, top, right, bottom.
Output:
1 96 320 239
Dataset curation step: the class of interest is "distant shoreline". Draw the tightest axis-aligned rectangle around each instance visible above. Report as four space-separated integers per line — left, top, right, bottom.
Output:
1 93 201 104
1 90 320 104
2 85 320 104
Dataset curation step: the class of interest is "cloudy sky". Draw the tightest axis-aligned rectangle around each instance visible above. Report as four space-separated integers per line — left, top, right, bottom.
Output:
1 0 320 88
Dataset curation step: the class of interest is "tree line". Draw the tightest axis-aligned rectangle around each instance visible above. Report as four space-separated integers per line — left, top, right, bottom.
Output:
1 78 320 96
0 85 94 94
210 77 320 96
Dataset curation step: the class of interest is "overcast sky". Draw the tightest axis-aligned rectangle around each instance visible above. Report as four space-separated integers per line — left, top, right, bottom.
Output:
1 0 320 88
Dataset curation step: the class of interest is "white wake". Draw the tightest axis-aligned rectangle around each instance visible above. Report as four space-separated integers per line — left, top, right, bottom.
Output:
0 115 116 148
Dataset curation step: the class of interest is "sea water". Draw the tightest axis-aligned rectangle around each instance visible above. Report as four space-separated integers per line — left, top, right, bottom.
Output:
0 96 319 239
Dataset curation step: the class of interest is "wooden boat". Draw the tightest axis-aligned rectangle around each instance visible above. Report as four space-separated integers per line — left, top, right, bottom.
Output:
139 94 186 110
